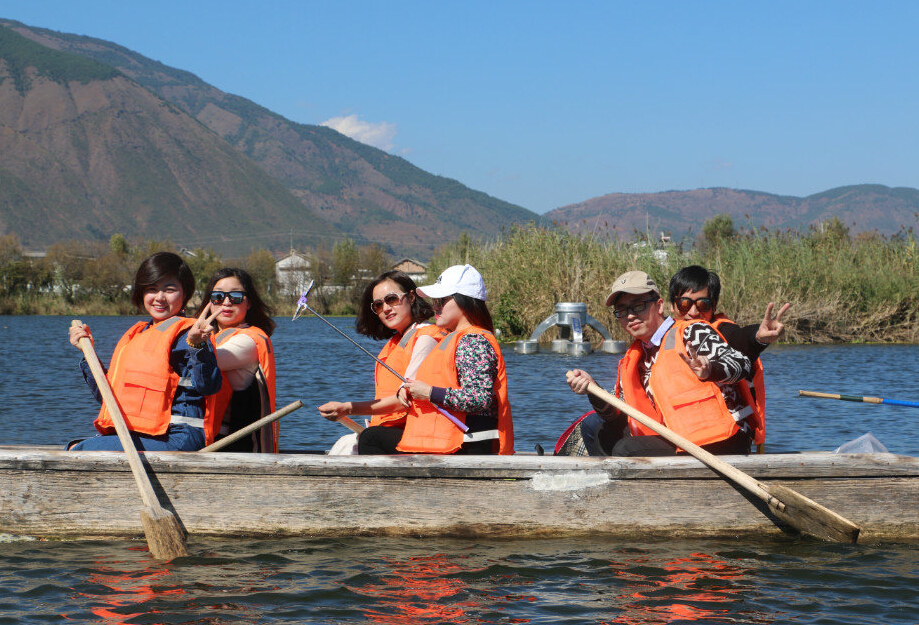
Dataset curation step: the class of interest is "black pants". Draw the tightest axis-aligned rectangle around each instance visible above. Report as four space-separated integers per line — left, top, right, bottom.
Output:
357 425 404 454
598 418 752 457
212 383 264 452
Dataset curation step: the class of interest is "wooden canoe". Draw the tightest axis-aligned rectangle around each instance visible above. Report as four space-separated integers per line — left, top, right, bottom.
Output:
1 445 917 541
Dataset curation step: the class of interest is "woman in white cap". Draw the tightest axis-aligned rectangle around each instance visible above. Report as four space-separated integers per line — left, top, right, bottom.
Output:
358 264 514 455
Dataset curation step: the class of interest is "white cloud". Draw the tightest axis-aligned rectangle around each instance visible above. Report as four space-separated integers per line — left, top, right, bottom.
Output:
320 114 397 151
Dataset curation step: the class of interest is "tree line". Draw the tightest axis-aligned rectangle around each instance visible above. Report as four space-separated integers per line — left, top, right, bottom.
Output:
0 234 391 316
4 215 918 344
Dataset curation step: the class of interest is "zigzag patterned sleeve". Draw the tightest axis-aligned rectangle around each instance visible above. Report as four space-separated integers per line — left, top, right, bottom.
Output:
682 322 752 384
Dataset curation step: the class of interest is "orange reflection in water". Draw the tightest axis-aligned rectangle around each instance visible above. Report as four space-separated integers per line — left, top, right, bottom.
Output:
63 553 184 625
605 551 753 624
349 553 486 624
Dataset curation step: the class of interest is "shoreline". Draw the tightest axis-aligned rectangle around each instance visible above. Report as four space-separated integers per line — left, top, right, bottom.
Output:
5 311 917 346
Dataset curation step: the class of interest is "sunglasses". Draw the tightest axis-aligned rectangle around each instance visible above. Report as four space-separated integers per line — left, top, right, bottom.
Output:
432 296 453 310
370 292 407 314
675 296 714 315
612 298 657 319
210 290 246 305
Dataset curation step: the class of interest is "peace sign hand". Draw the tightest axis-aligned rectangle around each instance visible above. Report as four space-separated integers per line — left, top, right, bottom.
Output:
680 343 711 380
187 303 221 346
755 302 791 344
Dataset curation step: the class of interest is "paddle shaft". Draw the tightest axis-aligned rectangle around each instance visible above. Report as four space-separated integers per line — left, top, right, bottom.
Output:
72 320 189 559
582 380 773 503
301 300 405 380
337 415 365 434
578 375 860 542
200 400 303 452
299 301 469 432
799 389 919 408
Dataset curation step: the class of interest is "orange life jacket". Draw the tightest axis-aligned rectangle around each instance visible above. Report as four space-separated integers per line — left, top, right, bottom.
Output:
397 327 514 455
371 324 447 427
94 316 196 437
615 319 758 447
710 314 766 446
207 325 278 451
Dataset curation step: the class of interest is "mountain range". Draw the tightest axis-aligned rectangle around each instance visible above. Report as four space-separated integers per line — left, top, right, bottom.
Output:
545 185 919 241
2 18 918 259
0 19 537 257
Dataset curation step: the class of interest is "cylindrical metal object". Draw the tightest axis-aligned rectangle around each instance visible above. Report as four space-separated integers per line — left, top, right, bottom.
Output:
550 339 570 353
567 341 592 356
599 340 627 354
514 340 539 354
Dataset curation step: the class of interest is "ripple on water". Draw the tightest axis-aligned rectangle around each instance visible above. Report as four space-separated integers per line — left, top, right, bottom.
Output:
0 536 917 624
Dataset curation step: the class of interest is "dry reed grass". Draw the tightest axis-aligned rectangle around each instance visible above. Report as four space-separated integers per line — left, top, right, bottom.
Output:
429 225 919 344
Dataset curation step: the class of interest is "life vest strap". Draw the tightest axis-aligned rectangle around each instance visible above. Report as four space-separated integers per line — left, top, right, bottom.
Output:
170 415 204 429
463 429 499 443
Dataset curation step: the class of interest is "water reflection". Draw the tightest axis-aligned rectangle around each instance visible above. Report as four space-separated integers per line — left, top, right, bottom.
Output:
69 555 179 624
607 550 754 624
351 553 480 623
0 536 916 624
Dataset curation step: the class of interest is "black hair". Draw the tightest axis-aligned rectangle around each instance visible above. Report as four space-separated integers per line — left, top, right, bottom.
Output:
196 267 276 336
355 270 434 340
131 252 195 311
668 265 721 307
452 293 494 333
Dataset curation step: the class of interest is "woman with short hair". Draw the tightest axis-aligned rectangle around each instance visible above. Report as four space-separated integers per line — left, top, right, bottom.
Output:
68 252 222 451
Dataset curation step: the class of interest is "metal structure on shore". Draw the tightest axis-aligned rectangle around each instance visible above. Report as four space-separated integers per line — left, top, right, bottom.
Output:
515 302 626 355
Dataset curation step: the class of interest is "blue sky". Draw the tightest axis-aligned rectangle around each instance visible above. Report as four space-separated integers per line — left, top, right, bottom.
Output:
2 1 917 214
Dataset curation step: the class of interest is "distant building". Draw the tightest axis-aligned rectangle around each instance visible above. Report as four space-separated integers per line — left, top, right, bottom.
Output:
276 251 312 295
391 258 427 282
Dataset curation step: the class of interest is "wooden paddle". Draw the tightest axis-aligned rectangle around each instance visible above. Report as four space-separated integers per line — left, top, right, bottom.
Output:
200 400 303 452
570 371 861 543
336 415 365 434
799 389 919 408
72 320 189 560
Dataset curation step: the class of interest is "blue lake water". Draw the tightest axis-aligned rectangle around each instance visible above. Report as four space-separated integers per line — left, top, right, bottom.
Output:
2 315 919 623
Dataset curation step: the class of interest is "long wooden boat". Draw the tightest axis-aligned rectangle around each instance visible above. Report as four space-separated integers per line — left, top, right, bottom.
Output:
2 445 918 541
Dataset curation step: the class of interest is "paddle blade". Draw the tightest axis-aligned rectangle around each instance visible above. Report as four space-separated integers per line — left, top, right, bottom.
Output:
764 483 860 543
141 506 189 560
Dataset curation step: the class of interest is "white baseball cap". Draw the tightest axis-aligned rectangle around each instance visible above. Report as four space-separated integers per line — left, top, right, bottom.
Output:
417 264 488 301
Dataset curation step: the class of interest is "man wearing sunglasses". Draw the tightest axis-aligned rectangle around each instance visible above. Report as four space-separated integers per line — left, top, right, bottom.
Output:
565 270 759 457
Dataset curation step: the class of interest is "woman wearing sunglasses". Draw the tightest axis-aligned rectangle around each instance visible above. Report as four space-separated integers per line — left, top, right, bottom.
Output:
319 270 445 453
196 268 277 452
393 264 514 455
67 252 223 451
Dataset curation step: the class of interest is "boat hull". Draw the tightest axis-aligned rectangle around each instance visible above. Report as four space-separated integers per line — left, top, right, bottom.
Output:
2 446 917 541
